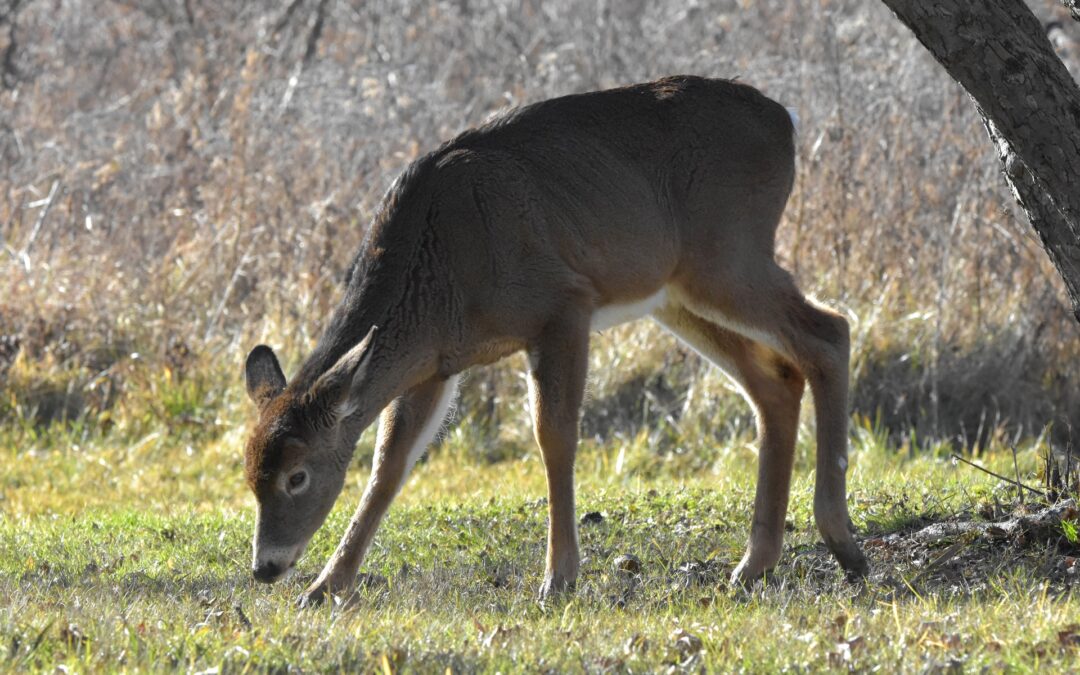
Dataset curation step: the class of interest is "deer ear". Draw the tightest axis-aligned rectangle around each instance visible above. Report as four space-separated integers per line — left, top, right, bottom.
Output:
245 345 287 409
308 326 378 422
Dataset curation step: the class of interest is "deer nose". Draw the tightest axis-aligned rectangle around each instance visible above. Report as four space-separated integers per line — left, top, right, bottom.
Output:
252 560 283 583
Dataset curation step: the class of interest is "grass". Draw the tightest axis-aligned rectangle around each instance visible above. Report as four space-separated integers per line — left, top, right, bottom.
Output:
4 0 1080 671
2 403 1078 672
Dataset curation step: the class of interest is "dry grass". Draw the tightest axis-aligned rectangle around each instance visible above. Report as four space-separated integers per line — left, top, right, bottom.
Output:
2 0 1079 451
5 5 1080 670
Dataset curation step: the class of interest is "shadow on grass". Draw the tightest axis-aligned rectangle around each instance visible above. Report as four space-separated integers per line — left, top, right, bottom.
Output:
853 327 1080 452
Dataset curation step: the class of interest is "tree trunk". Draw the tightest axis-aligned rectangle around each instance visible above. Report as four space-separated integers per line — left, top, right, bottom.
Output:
1064 1 1080 23
881 0 1080 322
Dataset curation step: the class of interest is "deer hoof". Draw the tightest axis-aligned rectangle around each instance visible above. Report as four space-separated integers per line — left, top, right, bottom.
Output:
297 579 333 608
827 538 869 580
840 550 870 581
537 573 575 604
729 561 764 588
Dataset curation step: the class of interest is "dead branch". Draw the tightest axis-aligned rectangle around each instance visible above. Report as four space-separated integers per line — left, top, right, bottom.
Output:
271 0 306 38
0 0 31 89
950 453 1047 498
912 498 1077 544
21 177 60 257
279 0 330 113
302 0 328 66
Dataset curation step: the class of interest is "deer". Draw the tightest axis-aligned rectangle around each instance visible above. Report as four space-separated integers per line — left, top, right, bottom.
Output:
242 75 869 607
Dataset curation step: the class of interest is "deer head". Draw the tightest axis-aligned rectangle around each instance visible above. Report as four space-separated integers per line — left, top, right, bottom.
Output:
242 327 378 583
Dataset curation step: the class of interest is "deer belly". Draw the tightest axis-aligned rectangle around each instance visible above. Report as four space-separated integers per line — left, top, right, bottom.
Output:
590 289 667 331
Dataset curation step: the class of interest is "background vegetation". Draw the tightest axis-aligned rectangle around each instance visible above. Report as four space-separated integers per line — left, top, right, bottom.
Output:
3 0 1080 448
2 0 1080 671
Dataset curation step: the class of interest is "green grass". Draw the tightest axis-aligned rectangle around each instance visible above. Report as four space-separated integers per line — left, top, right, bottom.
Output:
1 407 1078 673
4 0 1080 670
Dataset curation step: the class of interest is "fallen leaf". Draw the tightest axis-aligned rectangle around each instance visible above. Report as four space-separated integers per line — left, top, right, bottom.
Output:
624 634 649 655
613 554 642 575
830 613 848 639
580 511 604 525
1058 624 1080 649
671 628 703 656
60 623 88 647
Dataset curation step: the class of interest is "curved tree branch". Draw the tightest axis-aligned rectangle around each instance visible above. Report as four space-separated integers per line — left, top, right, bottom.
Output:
1062 1 1080 23
882 0 1080 322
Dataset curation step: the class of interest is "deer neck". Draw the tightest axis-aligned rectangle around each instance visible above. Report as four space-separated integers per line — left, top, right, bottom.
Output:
292 224 449 460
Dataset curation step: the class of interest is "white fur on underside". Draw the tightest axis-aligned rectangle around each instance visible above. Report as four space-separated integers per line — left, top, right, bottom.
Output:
785 106 800 134
590 289 668 332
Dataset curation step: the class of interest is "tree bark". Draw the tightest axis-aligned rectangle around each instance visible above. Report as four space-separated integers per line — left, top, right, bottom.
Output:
1063 1 1080 23
881 0 1080 322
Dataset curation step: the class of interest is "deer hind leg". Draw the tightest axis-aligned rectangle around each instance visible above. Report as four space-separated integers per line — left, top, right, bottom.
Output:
670 263 869 578
299 374 460 607
527 312 590 601
653 303 804 583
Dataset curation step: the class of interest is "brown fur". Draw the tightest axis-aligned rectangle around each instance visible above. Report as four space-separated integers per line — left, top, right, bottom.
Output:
244 394 303 492
242 75 868 605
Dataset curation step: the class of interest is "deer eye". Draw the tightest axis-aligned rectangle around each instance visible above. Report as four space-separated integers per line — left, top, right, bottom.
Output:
286 470 308 493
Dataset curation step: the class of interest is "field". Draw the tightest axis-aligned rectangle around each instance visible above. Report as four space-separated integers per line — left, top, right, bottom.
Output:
3 0 1080 672
2 419 1079 672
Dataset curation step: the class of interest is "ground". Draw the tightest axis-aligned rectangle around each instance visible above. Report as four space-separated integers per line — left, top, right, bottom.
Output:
1 418 1077 673
4 1 1080 672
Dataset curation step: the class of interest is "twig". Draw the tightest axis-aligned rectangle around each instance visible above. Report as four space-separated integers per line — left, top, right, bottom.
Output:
930 197 964 439
951 453 1046 498
271 0 306 37
233 602 252 630
278 0 329 114
302 0 328 66
203 238 257 343
909 531 977 584
1063 422 1076 495
1011 445 1023 504
21 178 60 257
0 0 30 90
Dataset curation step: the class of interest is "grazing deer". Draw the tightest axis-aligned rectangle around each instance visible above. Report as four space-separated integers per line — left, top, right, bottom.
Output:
243 75 869 606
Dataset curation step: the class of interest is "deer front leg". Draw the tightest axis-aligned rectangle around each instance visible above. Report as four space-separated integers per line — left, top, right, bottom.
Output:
299 375 459 607
527 313 590 601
